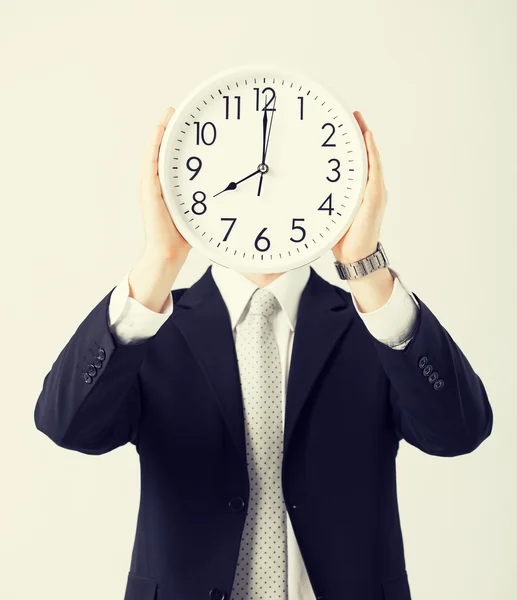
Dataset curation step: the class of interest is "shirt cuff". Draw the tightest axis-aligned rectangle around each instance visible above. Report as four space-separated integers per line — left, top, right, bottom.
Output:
108 271 173 345
350 266 420 349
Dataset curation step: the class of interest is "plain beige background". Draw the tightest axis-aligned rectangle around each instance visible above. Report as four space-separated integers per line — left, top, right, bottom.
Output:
1 0 515 598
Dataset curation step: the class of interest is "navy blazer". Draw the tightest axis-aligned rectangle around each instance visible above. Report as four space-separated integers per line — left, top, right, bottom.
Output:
34 265 493 600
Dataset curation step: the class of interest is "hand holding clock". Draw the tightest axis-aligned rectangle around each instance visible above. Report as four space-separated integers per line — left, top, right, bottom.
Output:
332 111 394 313
128 107 191 314
331 111 388 264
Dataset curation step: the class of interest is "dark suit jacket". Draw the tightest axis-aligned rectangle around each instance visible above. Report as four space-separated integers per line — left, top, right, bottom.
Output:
34 265 493 600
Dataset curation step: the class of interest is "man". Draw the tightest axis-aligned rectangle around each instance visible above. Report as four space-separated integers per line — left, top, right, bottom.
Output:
34 107 493 600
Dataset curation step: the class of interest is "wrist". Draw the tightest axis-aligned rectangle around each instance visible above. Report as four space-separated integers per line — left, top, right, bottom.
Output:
142 245 188 267
129 251 184 313
347 267 394 312
334 241 378 264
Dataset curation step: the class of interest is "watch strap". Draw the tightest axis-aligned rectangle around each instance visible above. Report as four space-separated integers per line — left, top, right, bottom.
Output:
334 242 389 280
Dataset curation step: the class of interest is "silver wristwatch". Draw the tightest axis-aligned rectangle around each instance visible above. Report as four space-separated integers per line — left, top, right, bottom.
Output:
334 241 389 280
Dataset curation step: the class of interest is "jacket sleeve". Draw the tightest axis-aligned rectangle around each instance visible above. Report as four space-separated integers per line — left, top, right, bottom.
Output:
34 286 153 455
369 291 493 457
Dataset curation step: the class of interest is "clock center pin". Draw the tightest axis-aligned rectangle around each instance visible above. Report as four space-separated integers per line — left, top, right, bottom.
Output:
258 163 269 174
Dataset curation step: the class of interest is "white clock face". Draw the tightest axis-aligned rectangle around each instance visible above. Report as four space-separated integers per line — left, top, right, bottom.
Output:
158 65 368 273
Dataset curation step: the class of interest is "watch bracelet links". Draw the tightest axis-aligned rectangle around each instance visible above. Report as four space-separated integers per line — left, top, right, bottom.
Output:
334 242 389 280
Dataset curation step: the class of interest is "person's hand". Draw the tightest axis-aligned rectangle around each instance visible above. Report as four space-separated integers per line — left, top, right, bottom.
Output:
138 106 192 262
331 111 387 263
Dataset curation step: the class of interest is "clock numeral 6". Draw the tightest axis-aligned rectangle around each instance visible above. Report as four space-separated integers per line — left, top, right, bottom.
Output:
290 218 306 243
253 87 276 112
223 96 241 119
192 191 207 215
254 227 271 252
321 122 336 147
318 193 334 214
186 156 202 180
194 121 217 145
326 158 341 182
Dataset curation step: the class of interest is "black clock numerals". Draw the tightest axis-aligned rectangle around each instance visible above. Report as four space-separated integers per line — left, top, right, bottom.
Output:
290 218 306 243
318 193 334 215
254 227 271 252
221 217 237 241
191 191 207 215
326 158 341 182
194 121 217 145
223 96 241 120
297 96 304 120
186 156 202 180
253 87 276 112
321 122 336 147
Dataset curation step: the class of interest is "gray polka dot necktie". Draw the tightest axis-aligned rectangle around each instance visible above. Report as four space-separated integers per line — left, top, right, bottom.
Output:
231 287 288 600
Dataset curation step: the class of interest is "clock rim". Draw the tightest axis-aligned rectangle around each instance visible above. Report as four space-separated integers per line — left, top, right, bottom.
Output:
158 64 368 274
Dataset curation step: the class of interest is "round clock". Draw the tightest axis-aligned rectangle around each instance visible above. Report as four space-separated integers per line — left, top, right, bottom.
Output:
158 64 368 273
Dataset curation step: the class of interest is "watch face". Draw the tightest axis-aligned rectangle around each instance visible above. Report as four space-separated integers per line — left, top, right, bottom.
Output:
158 64 368 273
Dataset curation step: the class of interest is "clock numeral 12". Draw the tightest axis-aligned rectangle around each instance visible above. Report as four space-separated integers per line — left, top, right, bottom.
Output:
253 87 276 112
223 96 241 120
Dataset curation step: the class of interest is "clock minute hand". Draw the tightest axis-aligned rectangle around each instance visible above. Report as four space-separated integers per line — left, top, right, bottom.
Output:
213 168 261 197
261 108 268 165
257 94 277 197
263 94 277 163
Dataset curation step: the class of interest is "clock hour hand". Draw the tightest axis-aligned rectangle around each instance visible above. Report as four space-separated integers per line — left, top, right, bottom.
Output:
213 168 261 197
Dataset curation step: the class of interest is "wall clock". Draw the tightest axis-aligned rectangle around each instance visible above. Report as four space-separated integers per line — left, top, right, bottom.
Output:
158 65 368 273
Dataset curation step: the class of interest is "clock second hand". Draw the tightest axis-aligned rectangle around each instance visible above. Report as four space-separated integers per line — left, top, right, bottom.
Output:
213 168 262 197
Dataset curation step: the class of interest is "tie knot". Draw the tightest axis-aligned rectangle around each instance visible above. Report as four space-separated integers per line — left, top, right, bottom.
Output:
248 288 278 319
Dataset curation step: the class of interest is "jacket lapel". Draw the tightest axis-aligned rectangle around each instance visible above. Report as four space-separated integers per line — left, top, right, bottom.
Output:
283 267 356 456
170 265 356 465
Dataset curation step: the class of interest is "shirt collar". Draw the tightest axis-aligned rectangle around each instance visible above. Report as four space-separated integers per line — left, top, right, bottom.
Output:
211 262 311 332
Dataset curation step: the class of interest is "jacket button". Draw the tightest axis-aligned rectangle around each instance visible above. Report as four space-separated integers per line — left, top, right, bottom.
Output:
209 588 226 600
433 379 445 391
82 372 92 384
93 357 102 369
422 364 433 377
418 356 428 369
87 364 97 377
228 497 245 512
428 371 439 384
97 348 106 361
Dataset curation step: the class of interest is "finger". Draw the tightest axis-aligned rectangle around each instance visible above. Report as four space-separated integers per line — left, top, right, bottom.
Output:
365 129 383 185
160 106 176 128
353 110 368 135
143 107 175 182
354 110 381 181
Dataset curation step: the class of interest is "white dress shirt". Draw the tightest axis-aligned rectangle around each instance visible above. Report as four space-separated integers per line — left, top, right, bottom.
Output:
108 263 420 600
